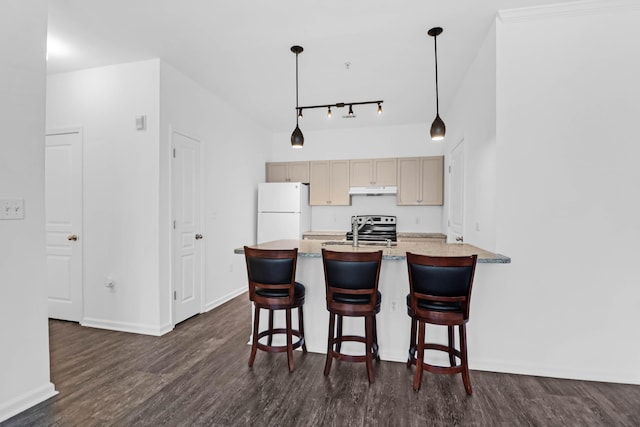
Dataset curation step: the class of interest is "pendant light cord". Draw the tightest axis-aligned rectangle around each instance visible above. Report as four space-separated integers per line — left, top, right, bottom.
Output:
295 52 300 125
434 35 440 116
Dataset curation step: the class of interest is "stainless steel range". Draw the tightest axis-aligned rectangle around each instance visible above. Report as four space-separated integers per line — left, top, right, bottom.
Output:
346 215 397 242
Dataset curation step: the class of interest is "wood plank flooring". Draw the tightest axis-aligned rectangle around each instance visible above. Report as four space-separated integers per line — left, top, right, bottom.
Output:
4 293 640 426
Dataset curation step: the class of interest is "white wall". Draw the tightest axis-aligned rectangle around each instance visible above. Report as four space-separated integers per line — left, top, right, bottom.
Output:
47 60 165 334
160 61 270 312
0 1 57 422
271 124 448 233
443 24 497 252
455 2 640 384
46 59 271 332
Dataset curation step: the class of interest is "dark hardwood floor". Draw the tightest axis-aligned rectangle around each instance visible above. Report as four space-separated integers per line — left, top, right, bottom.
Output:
4 293 639 426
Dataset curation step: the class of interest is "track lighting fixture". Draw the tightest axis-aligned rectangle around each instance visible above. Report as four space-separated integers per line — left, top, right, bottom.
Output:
428 27 446 141
289 45 384 147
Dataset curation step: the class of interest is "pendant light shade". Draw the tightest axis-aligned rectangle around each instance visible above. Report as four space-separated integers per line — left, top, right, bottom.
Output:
430 114 445 141
291 124 304 148
428 27 445 141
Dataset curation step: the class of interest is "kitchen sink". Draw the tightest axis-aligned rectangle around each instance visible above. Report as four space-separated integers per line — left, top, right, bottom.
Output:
322 240 397 247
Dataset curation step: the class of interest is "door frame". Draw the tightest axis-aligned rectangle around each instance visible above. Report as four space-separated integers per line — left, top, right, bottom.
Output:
448 138 465 243
45 127 84 322
170 128 205 326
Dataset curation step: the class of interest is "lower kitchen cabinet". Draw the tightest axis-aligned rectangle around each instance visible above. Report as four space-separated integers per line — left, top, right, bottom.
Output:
309 160 350 206
396 156 444 206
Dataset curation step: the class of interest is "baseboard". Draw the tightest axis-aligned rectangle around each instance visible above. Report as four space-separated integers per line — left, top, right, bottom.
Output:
81 318 173 336
0 382 57 423
303 346 640 385
204 287 246 312
470 357 640 386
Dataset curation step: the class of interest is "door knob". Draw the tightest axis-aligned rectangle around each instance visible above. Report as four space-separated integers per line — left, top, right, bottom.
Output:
67 234 78 241
195 234 203 240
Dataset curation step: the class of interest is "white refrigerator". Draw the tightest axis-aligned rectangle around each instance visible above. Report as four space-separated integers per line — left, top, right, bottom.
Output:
257 182 311 243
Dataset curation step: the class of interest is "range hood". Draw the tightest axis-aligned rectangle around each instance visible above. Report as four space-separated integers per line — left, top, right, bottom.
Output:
349 185 397 195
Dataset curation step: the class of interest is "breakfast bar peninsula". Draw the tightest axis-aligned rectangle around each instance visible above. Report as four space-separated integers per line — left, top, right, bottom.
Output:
235 239 510 363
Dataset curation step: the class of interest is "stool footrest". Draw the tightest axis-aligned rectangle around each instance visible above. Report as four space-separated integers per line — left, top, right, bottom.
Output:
408 342 464 374
256 328 304 353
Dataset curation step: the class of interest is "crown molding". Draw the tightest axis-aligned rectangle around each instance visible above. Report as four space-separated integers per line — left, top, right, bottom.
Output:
498 0 640 23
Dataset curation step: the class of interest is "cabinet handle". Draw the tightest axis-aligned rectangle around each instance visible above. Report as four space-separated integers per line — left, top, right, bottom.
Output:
327 200 331 204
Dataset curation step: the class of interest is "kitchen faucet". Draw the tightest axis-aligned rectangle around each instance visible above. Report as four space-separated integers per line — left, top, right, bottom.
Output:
351 216 374 247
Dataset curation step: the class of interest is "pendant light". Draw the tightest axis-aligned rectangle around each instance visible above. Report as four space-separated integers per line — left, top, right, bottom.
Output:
291 45 304 148
428 27 446 141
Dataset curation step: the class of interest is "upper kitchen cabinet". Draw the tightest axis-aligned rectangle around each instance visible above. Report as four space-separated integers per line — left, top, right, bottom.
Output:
309 160 350 206
349 158 397 187
265 161 310 183
396 156 444 206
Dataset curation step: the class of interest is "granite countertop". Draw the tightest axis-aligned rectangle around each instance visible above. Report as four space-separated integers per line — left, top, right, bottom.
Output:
236 239 511 264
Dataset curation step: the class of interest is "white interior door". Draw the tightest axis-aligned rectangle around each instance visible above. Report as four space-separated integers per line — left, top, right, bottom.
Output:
449 139 465 243
45 129 83 321
172 130 203 325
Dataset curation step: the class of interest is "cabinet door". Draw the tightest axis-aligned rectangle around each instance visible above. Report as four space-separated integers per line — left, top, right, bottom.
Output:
420 157 444 205
396 157 420 205
373 158 397 186
309 161 331 205
266 162 288 182
287 161 309 183
349 159 373 186
330 160 351 206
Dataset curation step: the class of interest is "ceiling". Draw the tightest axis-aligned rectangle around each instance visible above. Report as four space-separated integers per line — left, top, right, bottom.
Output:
47 0 564 134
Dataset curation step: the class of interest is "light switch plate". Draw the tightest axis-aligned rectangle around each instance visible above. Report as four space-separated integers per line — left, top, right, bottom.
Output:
1 198 25 220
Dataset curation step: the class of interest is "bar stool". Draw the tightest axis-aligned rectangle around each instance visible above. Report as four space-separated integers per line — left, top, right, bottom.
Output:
406 253 477 394
243 246 306 372
321 249 382 383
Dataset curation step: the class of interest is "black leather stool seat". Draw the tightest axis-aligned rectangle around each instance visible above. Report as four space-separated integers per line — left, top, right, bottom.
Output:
256 282 305 300
406 293 460 312
335 290 381 308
